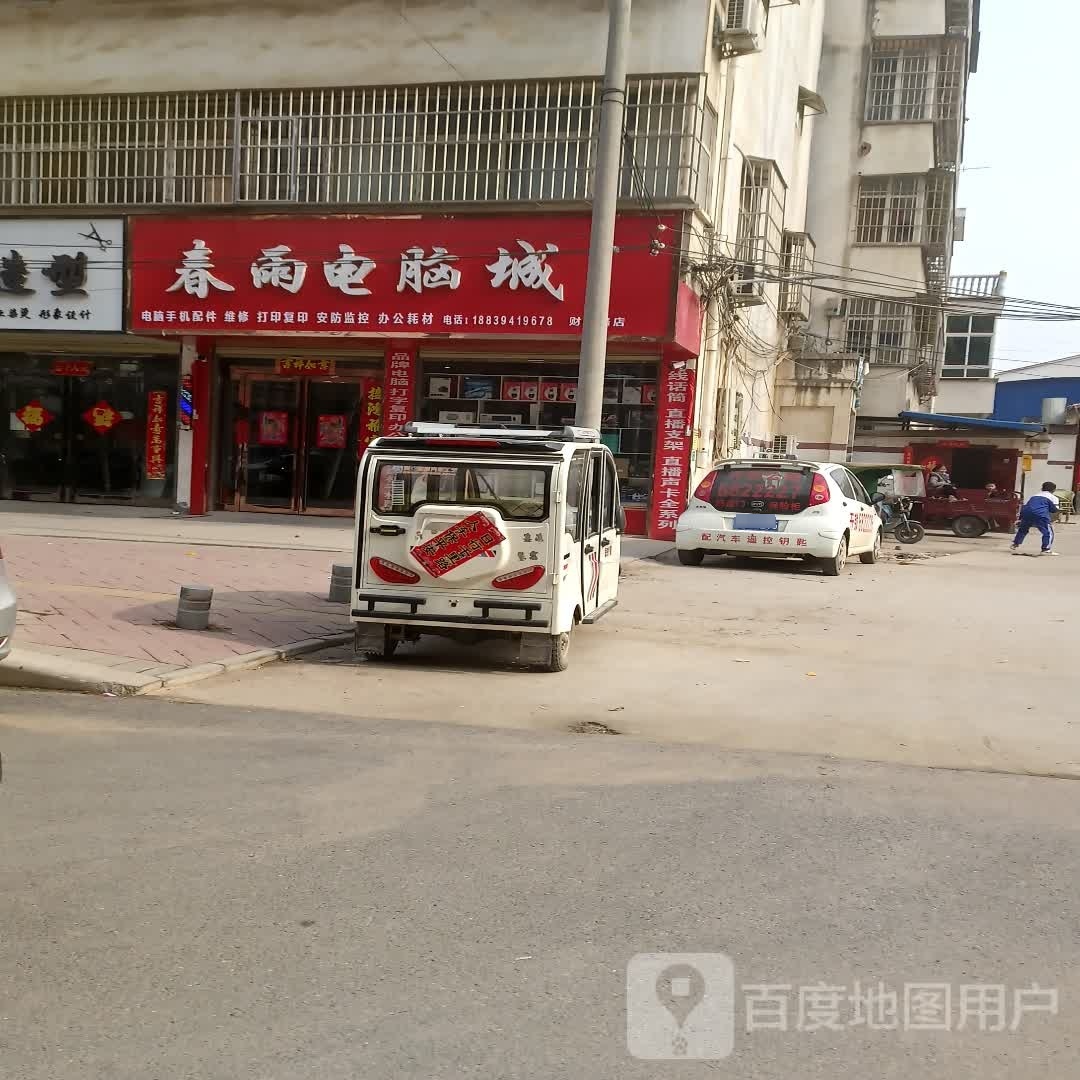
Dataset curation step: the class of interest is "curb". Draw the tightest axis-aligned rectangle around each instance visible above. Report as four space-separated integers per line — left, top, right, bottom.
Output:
0 632 353 697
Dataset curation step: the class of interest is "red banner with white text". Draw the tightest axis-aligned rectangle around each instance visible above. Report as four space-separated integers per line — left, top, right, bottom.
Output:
648 357 697 540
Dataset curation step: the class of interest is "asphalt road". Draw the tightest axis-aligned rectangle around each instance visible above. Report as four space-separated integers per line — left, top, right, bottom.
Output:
1 689 1077 1078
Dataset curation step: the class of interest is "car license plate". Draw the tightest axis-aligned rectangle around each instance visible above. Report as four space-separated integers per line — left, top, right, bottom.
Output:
734 514 779 532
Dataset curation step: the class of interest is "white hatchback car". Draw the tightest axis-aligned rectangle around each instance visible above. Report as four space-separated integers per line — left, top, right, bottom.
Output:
675 459 883 576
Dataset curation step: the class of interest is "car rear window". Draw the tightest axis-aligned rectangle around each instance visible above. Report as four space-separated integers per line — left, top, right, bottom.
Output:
705 467 814 514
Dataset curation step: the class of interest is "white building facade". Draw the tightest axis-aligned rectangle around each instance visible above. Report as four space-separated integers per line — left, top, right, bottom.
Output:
777 0 982 459
0 0 826 529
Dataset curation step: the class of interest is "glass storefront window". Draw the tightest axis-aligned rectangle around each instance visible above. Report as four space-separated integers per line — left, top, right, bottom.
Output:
0 354 178 504
418 360 659 508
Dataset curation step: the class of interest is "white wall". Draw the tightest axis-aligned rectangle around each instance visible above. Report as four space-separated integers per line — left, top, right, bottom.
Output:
873 0 946 37
934 378 997 416
3 0 713 95
859 365 920 416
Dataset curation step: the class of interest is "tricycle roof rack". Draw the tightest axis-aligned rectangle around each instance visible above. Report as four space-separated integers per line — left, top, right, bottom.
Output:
401 422 601 443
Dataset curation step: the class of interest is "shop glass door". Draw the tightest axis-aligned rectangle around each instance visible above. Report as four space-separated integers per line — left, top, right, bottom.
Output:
236 378 302 511
302 381 360 513
1 371 66 500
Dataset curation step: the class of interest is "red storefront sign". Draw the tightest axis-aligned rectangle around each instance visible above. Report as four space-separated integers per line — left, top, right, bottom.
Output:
648 357 697 540
128 214 679 339
145 390 168 480
358 378 384 455
384 349 416 435
15 400 54 433
411 511 507 579
83 400 121 435
51 359 93 377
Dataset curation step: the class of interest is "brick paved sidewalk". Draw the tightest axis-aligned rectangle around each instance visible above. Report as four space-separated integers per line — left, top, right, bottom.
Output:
4 535 351 676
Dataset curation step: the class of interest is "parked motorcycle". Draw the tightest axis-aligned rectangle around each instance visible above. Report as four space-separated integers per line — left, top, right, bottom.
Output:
876 495 925 545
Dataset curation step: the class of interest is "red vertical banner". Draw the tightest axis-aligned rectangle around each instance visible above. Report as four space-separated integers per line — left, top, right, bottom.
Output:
145 391 169 481
383 347 417 435
648 356 697 540
358 377 384 456
902 445 914 465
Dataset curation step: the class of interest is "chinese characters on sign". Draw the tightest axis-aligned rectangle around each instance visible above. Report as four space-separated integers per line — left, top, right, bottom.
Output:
129 216 678 338
274 358 336 376
15 400 55 433
649 359 696 540
383 350 416 436
83 401 122 436
358 379 384 456
410 511 507 579
145 391 169 481
51 360 94 377
0 220 124 331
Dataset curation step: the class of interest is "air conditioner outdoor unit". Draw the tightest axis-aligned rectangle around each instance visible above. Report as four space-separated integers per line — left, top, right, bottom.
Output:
718 0 768 57
732 262 765 305
760 434 798 460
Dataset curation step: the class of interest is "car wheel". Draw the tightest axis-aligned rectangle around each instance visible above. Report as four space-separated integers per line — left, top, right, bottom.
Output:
677 548 705 566
895 520 926 544
952 515 988 539
544 631 571 672
859 530 882 564
820 535 848 577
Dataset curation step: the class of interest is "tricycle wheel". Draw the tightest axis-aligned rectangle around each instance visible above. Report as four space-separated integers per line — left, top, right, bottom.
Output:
895 521 925 545
366 627 398 660
952 515 988 539
544 631 571 673
677 548 705 566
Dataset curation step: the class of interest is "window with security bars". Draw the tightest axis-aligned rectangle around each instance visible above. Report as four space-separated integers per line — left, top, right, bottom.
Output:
779 231 814 320
735 157 786 274
0 77 707 209
845 298 940 367
865 38 965 125
943 313 995 378
854 174 952 246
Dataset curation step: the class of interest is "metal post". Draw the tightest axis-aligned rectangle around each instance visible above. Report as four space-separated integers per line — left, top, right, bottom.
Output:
575 0 633 431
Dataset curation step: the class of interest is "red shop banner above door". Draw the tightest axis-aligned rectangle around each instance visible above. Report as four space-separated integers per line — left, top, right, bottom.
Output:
128 214 680 340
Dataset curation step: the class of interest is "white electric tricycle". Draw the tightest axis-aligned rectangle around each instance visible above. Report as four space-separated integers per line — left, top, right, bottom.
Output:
350 423 623 671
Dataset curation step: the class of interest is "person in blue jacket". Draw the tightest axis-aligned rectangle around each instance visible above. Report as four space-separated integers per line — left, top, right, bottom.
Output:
1011 481 1060 556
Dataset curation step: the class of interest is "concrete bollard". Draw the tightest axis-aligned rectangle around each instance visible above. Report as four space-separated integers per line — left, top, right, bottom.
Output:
328 564 352 604
176 585 214 631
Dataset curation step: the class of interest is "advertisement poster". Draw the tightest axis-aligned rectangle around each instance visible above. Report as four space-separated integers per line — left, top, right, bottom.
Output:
258 410 289 447
145 390 169 480
410 511 507 579
383 350 416 436
316 413 347 450
648 358 697 540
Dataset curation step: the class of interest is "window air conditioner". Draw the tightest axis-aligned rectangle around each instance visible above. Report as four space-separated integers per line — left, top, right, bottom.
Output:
717 0 768 57
732 261 765 306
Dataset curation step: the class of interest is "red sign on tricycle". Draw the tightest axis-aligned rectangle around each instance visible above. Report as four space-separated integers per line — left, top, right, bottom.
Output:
410 512 506 578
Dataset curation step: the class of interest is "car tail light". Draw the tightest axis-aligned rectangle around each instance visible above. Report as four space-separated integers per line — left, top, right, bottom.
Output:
369 557 421 584
492 565 546 590
693 473 716 500
810 473 831 505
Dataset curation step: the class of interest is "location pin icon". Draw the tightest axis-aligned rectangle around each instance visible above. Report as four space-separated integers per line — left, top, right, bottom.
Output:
655 963 706 1054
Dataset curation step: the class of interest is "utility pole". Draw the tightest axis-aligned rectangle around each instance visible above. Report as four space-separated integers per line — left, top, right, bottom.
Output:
575 0 632 430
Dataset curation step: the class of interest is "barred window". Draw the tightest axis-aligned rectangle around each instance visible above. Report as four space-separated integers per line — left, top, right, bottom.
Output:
736 157 786 268
854 174 952 246
0 77 707 210
846 297 940 367
865 38 965 124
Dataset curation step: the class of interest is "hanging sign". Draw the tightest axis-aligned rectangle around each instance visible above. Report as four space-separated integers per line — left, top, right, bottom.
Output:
358 379 384 456
410 511 507 579
83 400 121 435
15 400 55 433
51 359 94 377
316 414 347 450
648 359 697 540
275 357 336 376
145 390 169 480
383 350 416 435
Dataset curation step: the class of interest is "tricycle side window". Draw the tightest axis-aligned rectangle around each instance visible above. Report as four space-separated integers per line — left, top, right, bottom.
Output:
373 460 551 521
564 452 587 541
